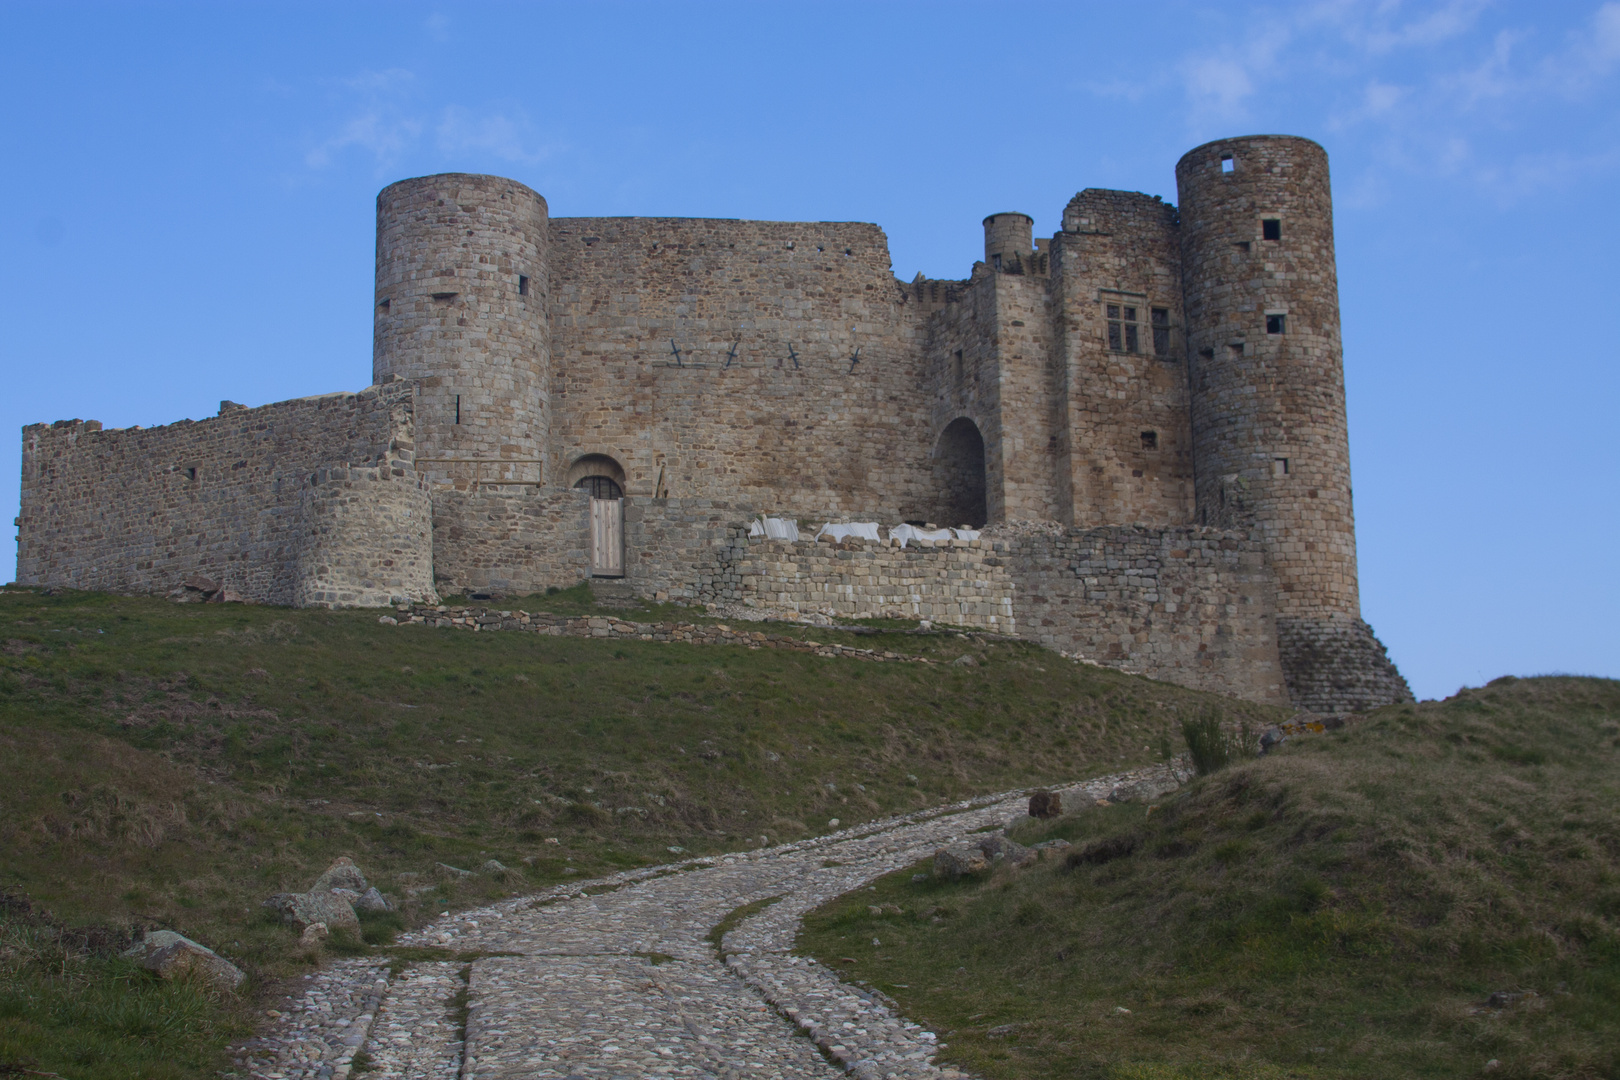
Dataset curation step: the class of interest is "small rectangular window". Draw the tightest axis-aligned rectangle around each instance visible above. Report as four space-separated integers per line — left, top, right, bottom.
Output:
1266 314 1286 334
992 254 1003 271
1221 155 1235 173
1228 342 1244 357
185 467 197 482
518 275 530 296
1273 458 1290 477
1140 430 1158 450
953 349 965 383
1262 219 1281 241
1151 307 1171 356
1106 302 1140 353
377 298 390 313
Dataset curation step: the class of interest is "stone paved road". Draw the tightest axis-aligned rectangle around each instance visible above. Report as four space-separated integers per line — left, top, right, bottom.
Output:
229 767 1157 1079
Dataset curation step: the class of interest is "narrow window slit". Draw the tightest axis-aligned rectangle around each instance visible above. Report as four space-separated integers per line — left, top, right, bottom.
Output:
518 275 529 296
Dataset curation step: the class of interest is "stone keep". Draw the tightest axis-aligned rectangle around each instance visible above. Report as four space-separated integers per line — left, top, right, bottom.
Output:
15 135 1412 714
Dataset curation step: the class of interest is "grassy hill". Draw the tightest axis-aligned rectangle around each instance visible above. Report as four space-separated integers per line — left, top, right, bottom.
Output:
800 676 1620 1080
0 584 1276 1078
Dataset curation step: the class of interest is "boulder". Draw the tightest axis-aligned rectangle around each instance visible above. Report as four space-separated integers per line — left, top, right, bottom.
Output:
480 859 509 874
311 856 368 893
978 834 1038 868
263 890 360 934
435 862 473 880
1107 777 1180 804
1028 790 1061 819
299 922 330 946
355 887 391 913
122 930 244 991
933 843 989 878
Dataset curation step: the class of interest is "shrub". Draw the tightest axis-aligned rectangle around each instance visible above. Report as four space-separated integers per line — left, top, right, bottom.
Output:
1181 710 1255 776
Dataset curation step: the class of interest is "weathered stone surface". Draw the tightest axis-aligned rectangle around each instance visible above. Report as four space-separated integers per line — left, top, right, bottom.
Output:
933 843 989 878
1108 777 1180 804
310 856 368 893
1028 790 1061 819
977 834 1037 868
264 891 360 934
355 887 391 913
123 930 244 991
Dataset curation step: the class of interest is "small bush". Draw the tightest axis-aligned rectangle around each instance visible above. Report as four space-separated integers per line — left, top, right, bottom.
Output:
1181 710 1255 776
1066 833 1139 868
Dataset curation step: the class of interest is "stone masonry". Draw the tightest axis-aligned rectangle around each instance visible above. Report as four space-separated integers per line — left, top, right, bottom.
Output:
15 134 1412 713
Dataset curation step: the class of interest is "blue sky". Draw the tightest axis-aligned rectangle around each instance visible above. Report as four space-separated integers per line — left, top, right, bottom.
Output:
2 1 1616 700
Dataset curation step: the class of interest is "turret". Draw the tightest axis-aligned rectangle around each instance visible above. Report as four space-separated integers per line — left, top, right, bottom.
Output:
1177 135 1410 711
982 212 1033 273
373 173 550 487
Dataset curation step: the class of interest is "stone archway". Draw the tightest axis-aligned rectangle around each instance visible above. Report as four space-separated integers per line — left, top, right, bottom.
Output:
567 454 626 500
932 418 987 528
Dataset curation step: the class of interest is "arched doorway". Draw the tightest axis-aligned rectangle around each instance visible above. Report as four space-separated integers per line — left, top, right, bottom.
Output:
568 453 626 499
933 418 987 528
568 454 626 577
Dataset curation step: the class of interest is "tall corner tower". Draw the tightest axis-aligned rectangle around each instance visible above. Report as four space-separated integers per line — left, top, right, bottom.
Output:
373 173 550 487
1177 135 1411 713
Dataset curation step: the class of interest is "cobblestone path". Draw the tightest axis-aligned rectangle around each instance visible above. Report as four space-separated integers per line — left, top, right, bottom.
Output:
231 768 1153 1079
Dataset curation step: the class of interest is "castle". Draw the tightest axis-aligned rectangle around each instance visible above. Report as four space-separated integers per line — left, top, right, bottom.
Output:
16 134 1412 714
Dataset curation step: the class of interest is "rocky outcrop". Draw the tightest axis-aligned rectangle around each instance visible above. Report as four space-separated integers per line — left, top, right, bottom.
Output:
123 930 244 991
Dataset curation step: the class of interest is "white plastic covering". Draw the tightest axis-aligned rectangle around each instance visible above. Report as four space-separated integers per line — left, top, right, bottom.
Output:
954 529 981 541
889 523 957 547
814 521 882 542
748 516 802 541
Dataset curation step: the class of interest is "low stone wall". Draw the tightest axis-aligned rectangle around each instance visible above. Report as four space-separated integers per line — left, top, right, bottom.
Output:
386 604 940 665
717 535 1017 633
1004 525 1287 705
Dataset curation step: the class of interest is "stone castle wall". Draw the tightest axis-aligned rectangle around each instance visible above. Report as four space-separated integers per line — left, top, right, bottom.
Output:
14 142 1415 714
16 381 434 607
545 217 945 520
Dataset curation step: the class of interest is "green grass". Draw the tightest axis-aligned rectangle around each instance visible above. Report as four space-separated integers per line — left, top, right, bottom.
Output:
798 675 1620 1080
0 583 1277 1076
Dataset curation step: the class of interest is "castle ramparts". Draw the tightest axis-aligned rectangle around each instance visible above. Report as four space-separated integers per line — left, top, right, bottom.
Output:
15 135 1412 714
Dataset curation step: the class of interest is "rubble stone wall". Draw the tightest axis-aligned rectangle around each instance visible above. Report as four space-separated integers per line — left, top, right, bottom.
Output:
1003 525 1288 704
16 382 424 605
292 465 436 608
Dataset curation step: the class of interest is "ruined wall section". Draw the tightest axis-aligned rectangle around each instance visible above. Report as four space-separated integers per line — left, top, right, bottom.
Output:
546 218 932 519
1002 525 1287 704
1050 190 1194 528
17 382 431 606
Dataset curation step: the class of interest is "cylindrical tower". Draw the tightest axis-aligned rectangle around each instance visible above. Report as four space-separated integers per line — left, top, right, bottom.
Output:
1177 135 1410 712
982 212 1033 271
374 173 549 487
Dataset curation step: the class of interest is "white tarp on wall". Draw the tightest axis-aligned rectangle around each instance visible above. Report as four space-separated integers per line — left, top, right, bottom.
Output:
814 521 882 542
748 516 802 541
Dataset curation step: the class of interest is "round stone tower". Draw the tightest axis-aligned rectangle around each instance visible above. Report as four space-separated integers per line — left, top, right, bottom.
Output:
374 173 549 487
982 212 1033 271
1177 135 1410 712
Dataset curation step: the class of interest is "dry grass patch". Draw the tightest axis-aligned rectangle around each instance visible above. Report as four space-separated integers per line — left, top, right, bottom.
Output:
800 676 1620 1080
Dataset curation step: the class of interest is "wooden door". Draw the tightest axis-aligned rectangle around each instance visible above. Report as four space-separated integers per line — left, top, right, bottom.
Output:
590 498 624 577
